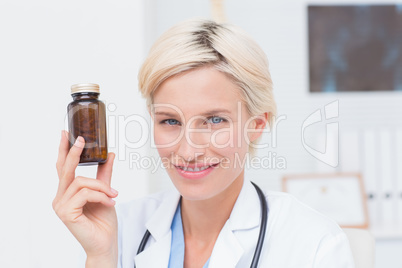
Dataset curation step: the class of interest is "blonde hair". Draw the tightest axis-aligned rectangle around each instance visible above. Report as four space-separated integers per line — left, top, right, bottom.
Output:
138 18 276 153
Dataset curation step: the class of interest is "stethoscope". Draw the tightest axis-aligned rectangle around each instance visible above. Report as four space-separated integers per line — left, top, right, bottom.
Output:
135 182 268 268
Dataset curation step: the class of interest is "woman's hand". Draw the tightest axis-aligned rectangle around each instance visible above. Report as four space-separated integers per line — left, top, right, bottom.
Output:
53 131 118 267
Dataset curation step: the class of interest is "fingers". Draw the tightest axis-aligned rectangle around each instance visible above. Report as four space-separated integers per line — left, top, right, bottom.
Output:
60 176 118 205
63 136 85 177
97 153 115 186
56 136 85 198
56 130 71 178
56 188 116 222
54 131 118 221
74 188 116 208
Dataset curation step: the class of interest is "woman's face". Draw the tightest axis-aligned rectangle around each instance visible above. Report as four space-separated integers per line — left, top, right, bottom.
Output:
151 66 265 201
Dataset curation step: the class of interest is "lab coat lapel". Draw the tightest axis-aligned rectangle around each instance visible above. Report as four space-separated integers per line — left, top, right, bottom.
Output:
208 223 244 267
228 178 261 231
208 178 262 268
134 232 172 268
134 189 181 268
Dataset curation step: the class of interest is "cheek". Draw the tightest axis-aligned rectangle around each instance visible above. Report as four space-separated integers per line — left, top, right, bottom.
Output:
210 123 247 149
212 126 249 166
154 126 182 146
154 129 180 159
211 129 232 147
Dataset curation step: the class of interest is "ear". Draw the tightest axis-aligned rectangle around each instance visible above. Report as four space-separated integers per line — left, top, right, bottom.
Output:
246 112 269 143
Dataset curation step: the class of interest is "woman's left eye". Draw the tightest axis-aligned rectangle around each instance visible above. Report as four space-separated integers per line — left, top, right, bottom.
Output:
206 116 226 124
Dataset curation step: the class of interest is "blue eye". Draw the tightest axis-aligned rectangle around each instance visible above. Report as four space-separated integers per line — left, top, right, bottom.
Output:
206 116 226 124
162 119 180 125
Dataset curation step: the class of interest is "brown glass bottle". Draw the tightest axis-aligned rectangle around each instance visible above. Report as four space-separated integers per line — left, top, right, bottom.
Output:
67 83 108 165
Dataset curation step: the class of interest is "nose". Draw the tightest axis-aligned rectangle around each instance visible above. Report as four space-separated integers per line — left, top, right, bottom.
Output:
175 126 208 161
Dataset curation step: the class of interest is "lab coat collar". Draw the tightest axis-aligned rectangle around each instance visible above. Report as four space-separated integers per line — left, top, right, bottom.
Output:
145 188 181 240
135 177 261 268
208 177 261 267
227 177 261 231
134 188 181 268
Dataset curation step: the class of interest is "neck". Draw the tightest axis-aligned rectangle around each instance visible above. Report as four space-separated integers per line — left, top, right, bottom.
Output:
180 173 245 243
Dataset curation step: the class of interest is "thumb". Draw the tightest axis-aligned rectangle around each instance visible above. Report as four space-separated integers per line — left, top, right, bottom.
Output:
96 152 115 186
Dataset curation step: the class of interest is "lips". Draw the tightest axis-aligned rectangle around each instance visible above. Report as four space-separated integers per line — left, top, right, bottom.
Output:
174 163 219 180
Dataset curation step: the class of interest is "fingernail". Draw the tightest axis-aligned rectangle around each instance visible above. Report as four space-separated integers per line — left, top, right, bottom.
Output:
109 198 116 204
74 136 85 148
111 188 118 195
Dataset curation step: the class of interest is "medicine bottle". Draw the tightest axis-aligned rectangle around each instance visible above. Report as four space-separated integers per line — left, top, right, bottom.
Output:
67 83 108 165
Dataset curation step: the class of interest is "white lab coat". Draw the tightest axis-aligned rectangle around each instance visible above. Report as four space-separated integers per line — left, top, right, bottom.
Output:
116 177 355 268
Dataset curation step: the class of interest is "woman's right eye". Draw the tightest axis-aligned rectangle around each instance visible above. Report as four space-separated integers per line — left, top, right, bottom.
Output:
161 119 180 126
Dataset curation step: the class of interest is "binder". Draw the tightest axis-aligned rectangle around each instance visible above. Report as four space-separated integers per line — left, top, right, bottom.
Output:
362 130 379 226
378 129 396 225
396 128 402 225
340 129 360 172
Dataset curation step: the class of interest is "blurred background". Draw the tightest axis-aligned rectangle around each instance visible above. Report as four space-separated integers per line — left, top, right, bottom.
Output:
0 0 401 267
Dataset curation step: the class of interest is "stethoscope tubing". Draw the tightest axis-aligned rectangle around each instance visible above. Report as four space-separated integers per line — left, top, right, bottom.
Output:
249 181 268 268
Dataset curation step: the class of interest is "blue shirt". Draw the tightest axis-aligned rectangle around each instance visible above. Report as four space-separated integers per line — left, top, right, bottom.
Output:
168 202 210 268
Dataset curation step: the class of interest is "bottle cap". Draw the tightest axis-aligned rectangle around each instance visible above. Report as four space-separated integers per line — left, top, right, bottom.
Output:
71 83 100 94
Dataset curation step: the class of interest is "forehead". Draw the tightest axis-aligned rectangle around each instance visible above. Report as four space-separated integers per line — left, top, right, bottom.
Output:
152 67 242 116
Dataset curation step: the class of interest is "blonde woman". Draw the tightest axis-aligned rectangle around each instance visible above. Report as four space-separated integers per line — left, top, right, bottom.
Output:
53 19 355 267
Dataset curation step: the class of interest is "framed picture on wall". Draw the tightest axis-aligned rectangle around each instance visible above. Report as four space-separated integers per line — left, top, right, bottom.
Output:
308 4 402 92
282 173 369 228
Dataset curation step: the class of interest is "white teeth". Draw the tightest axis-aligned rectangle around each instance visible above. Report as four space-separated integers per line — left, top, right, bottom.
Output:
179 165 211 172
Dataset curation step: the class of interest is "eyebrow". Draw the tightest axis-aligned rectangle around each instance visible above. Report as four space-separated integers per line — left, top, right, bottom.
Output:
153 109 232 117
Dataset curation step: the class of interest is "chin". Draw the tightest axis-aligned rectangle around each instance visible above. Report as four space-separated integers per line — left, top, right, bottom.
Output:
170 178 215 201
168 170 242 202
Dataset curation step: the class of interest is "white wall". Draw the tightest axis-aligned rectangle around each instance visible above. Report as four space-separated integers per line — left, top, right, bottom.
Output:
0 1 149 267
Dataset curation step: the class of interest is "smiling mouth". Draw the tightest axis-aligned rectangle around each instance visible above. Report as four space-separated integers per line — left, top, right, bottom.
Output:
175 163 219 172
